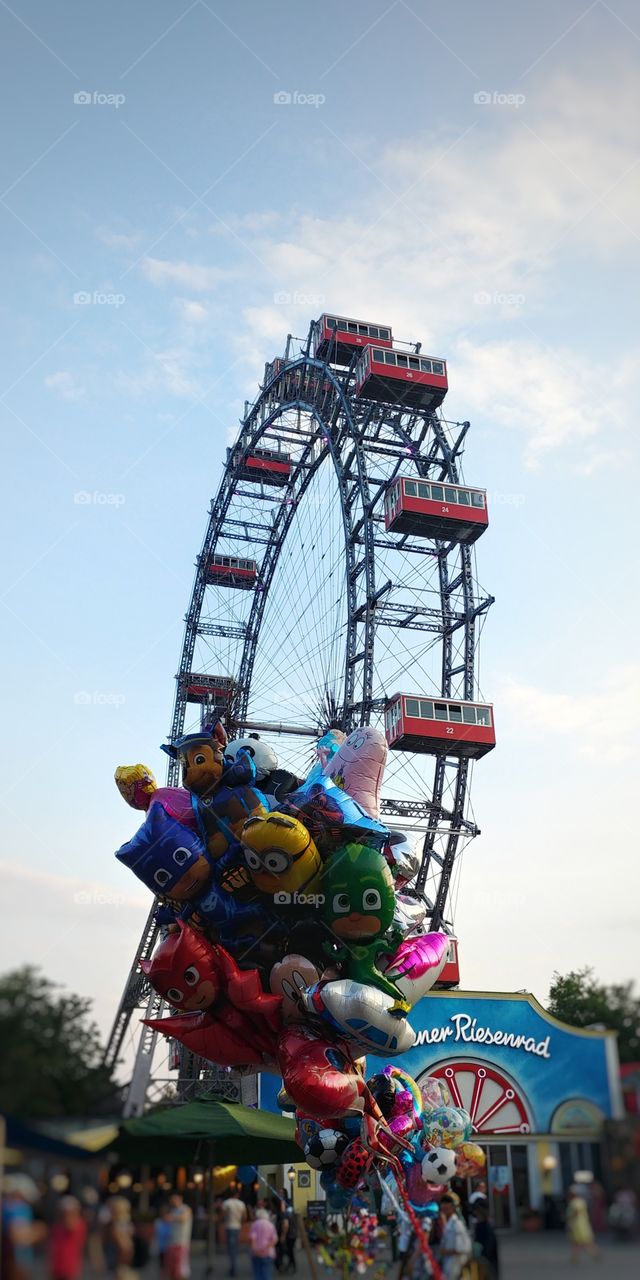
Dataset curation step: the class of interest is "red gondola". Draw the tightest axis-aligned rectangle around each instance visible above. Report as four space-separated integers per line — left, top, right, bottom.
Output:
384 477 488 544
229 445 292 488
384 694 495 759
179 674 236 705
354 345 448 410
434 938 460 989
264 357 291 382
311 314 393 365
203 554 258 590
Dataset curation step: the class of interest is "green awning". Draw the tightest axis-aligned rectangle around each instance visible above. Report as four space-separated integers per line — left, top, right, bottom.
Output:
108 1097 303 1166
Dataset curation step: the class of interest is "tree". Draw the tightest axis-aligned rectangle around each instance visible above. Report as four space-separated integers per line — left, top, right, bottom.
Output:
547 968 640 1063
0 966 121 1119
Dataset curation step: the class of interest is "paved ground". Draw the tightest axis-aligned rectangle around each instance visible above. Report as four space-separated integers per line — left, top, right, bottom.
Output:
30 1234 640 1279
188 1234 640 1279
499 1234 640 1278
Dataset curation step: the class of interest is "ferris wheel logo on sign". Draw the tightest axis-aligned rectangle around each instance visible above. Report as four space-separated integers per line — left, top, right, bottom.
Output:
423 1060 533 1135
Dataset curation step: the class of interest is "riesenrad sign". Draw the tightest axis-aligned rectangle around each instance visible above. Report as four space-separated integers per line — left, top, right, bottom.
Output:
399 990 621 1137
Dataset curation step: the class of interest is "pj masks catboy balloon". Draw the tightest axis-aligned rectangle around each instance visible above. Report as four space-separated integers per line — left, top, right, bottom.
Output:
116 805 211 899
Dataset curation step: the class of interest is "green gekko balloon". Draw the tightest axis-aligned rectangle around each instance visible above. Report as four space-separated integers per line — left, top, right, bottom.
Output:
321 842 396 941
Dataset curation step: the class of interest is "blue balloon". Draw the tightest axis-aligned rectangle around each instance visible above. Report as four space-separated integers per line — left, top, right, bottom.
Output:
320 1170 352 1210
116 805 209 896
283 776 389 848
237 1165 257 1185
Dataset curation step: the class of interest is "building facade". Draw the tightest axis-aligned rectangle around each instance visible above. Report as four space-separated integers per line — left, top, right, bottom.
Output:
395 990 623 1226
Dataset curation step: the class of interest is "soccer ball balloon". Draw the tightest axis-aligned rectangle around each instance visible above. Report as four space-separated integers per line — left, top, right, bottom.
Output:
304 1128 349 1170
421 1146 457 1186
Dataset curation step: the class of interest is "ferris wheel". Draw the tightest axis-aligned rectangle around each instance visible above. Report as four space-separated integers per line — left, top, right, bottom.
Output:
105 312 494 1112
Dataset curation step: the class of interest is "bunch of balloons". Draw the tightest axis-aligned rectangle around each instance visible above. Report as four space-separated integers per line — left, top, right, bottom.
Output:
114 720 485 1230
315 1208 383 1277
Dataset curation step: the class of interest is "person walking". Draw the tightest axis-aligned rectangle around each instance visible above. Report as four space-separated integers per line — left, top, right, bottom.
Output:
49 1197 87 1280
566 1186 599 1262
221 1190 247 1278
249 1209 278 1280
165 1194 193 1280
2 1175 46 1280
280 1201 297 1273
153 1206 172 1276
103 1197 136 1280
438 1193 472 1280
472 1201 499 1278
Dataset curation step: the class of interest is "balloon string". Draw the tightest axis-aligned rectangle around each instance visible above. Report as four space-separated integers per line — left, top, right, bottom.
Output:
394 1175 443 1280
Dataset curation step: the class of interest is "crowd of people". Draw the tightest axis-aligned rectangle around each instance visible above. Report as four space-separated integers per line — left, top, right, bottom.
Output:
2 1167 639 1280
388 1182 498 1280
1 1175 298 1280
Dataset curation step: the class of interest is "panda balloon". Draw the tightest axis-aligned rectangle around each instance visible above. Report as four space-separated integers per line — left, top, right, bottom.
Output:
225 735 300 807
421 1146 457 1186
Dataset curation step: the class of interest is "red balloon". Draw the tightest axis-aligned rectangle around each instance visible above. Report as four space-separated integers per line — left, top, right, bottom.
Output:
144 1007 279 1069
276 1025 366 1120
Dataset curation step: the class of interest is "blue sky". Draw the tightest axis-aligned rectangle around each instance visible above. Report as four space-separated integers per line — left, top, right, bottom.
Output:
1 0 639 1051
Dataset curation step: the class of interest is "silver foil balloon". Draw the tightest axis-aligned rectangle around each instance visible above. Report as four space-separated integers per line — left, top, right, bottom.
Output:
303 978 416 1056
393 891 428 936
384 830 420 886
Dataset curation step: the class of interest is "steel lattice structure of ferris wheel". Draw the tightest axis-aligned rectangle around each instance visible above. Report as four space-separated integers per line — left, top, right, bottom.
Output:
105 315 494 1112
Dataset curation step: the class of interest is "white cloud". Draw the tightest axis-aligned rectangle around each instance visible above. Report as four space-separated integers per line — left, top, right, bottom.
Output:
498 665 640 762
96 227 142 252
452 337 636 465
113 345 205 400
0 863 148 1048
44 370 85 401
141 257 226 291
174 297 209 324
